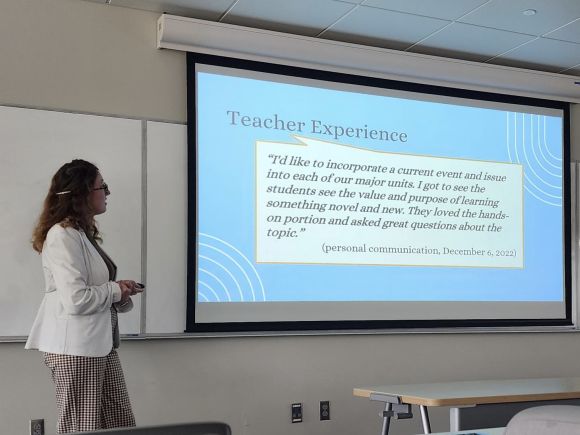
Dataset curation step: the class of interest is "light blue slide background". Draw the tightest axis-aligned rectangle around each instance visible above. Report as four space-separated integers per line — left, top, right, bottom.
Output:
196 70 564 303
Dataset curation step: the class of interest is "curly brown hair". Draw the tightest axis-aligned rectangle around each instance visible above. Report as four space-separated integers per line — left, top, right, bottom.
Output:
31 159 102 252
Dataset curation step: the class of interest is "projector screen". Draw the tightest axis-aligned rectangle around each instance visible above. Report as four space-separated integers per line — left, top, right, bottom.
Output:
186 52 571 332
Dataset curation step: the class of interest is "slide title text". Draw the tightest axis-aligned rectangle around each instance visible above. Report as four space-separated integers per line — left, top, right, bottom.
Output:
227 110 408 143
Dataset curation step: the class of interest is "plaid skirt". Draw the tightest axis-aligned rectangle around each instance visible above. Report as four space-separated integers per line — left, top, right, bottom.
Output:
44 350 135 433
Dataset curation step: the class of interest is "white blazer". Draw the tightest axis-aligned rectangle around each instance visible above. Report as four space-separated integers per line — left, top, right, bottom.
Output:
25 224 132 357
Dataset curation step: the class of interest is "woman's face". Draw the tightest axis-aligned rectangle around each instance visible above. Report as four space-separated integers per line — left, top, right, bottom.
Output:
89 173 109 216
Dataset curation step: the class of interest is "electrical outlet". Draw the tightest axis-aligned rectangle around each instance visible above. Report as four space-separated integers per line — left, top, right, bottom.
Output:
29 419 44 435
320 401 330 420
291 403 303 423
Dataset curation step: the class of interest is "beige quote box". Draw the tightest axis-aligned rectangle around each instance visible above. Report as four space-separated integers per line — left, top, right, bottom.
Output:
256 136 523 268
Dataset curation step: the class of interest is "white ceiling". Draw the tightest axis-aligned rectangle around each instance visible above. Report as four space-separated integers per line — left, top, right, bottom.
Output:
87 0 580 77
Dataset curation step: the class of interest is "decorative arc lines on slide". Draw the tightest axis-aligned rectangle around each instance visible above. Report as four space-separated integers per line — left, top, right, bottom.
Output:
198 292 210 302
197 233 266 302
520 117 560 189
198 281 220 302
543 116 562 163
534 115 561 173
506 112 562 207
198 268 232 301
198 243 256 301
199 255 243 300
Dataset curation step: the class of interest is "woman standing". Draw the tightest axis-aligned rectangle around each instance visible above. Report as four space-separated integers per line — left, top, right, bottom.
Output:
25 159 143 433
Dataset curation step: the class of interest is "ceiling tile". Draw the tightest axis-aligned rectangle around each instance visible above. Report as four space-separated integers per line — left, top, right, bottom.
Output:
544 19 580 44
323 5 450 51
409 22 535 63
110 0 235 21
489 37 580 73
362 0 489 21
83 0 580 77
222 0 355 37
459 0 580 36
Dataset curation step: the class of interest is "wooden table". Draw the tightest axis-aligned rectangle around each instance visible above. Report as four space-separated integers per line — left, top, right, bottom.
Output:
354 377 580 435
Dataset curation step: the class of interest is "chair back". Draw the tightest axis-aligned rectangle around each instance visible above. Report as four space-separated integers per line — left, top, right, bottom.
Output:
67 422 231 435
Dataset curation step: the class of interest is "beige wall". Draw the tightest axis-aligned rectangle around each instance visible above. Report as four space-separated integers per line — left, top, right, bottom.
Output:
1 1 580 435
6 333 580 435
0 0 185 122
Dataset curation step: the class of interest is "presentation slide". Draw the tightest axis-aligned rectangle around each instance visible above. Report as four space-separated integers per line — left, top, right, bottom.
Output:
191 58 567 327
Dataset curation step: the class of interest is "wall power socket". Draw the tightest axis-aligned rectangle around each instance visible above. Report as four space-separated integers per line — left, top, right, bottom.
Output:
320 400 330 420
29 419 44 435
291 403 303 423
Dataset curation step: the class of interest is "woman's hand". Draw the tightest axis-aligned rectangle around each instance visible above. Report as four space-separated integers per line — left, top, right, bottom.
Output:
116 280 144 303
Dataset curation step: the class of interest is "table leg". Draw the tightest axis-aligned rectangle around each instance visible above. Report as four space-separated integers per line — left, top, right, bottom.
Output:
420 405 431 433
449 407 460 431
381 402 392 435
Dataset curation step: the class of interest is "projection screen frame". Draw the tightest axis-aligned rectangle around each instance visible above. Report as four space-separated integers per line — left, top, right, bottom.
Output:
186 51 572 333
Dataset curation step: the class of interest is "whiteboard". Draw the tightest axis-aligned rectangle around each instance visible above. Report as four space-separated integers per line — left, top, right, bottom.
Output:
0 106 142 337
145 121 187 333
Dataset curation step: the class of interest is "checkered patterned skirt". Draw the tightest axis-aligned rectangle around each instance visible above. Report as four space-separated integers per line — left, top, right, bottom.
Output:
44 349 135 433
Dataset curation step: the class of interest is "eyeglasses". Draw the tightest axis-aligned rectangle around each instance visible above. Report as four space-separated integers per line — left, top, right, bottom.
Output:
93 183 109 193
56 182 110 196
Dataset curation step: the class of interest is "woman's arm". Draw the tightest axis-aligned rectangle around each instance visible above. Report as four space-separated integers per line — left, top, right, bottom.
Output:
45 225 122 315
